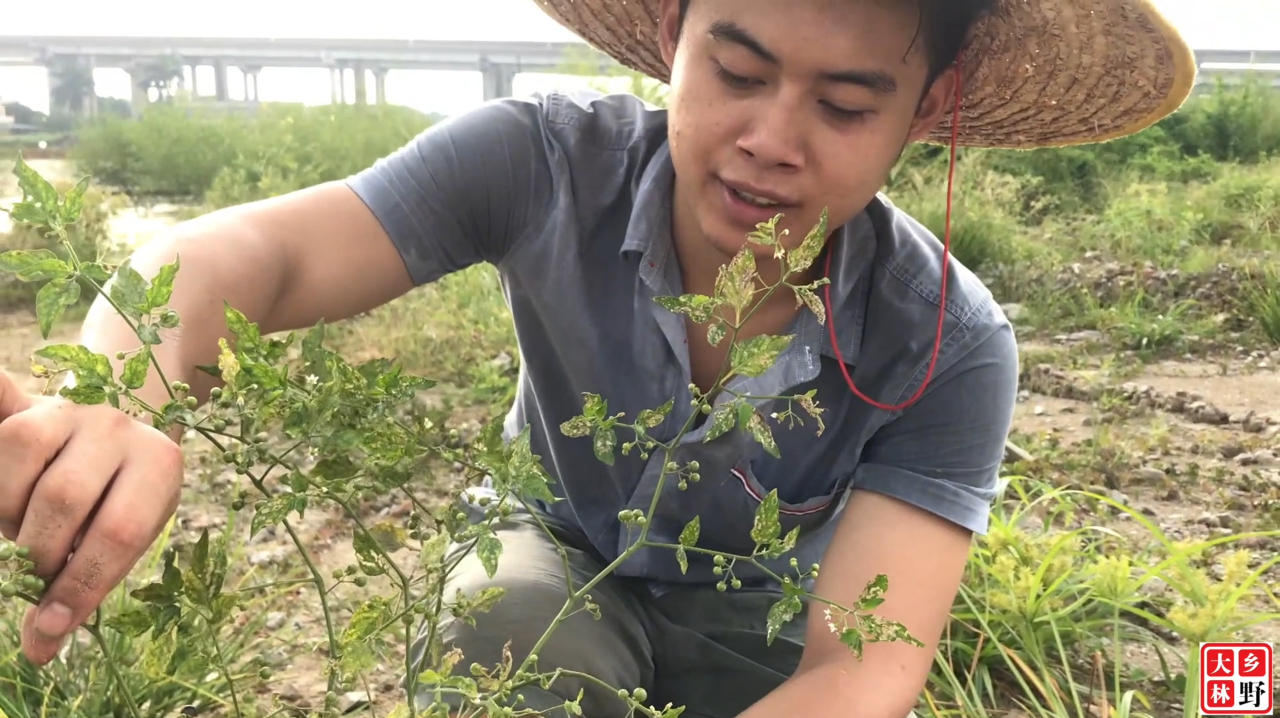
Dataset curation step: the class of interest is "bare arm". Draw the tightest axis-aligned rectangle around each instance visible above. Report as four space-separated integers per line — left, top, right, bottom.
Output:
76 181 414 438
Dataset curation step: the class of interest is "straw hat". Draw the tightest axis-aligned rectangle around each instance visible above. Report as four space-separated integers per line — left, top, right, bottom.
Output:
531 0 1198 149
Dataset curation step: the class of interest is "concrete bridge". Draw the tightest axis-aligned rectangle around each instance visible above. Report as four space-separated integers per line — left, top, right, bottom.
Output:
0 35 1276 117
0 35 618 115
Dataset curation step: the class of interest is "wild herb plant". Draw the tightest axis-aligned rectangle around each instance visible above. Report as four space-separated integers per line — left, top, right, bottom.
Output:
0 157 920 718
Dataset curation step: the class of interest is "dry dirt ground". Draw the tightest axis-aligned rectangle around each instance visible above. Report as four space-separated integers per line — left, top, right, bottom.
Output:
1 305 1277 715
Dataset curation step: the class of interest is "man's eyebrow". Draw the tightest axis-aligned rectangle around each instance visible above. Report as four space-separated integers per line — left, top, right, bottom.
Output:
707 19 899 95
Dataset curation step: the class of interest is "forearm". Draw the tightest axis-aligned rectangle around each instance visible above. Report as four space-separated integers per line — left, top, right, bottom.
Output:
738 657 920 718
75 211 288 441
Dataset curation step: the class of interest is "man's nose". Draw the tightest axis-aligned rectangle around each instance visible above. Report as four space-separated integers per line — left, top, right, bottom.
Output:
735 98 806 170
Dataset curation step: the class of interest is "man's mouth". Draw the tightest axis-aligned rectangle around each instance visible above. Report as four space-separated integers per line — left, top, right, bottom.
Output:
721 178 794 208
731 187 781 208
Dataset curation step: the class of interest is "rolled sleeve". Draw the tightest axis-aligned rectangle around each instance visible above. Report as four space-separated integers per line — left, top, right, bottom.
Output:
850 323 1019 535
345 97 554 286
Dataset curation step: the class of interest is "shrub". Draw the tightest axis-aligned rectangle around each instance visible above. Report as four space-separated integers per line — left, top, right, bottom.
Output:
70 103 437 204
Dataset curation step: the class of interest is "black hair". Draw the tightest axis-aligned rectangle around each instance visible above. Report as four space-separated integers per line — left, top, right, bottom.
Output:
676 0 994 89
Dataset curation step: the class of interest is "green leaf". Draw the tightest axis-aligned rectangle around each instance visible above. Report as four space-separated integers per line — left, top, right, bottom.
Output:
103 608 155 637
787 207 829 274
715 249 757 314
35 277 80 338
751 490 781 546
838 627 865 659
654 293 718 324
857 574 889 611
137 323 161 346
477 531 502 579
250 494 294 540
765 595 803 645
679 516 700 547
80 262 113 284
747 410 780 458
121 346 152 390
593 425 617 466
746 215 781 248
702 402 738 443
730 335 794 378
108 260 149 320
60 175 91 226
34 344 113 386
706 320 727 347
560 415 593 438
59 383 107 405
794 286 826 325
224 302 261 345
146 257 180 309
581 393 606 420
0 249 71 283
636 398 674 429
10 155 57 226
676 546 688 575
353 530 386 577
0 249 57 275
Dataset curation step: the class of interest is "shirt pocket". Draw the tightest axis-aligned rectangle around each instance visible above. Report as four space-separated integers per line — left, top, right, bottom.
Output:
697 459 846 558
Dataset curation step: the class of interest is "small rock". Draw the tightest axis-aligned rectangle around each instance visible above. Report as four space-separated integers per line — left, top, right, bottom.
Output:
1242 411 1268 434
1220 442 1246 460
1034 405 1047 416
1107 490 1130 506
1132 467 1167 483
265 612 287 631
1017 389 1031 402
341 691 371 714
1237 451 1279 467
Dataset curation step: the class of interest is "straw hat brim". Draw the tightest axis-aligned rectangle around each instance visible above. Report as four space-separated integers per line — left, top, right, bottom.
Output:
532 0 1198 150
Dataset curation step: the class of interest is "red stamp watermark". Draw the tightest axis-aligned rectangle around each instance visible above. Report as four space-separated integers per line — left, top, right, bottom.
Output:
1200 642 1273 715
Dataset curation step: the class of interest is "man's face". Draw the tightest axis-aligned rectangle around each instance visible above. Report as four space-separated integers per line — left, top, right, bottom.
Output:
658 0 957 263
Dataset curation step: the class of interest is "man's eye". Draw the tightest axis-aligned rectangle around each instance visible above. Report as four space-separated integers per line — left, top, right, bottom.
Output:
715 64 756 89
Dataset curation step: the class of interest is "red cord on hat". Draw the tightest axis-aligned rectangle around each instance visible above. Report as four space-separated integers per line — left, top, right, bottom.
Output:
821 58 963 412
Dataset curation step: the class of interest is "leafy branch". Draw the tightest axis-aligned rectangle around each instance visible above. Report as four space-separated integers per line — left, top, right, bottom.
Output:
0 157 919 718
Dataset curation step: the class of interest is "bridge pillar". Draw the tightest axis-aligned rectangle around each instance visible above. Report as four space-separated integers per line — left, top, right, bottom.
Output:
214 60 229 101
373 68 388 105
354 63 368 105
188 64 200 98
480 59 517 102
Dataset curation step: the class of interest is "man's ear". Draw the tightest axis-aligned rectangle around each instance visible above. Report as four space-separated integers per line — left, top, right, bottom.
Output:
906 65 960 144
658 0 682 69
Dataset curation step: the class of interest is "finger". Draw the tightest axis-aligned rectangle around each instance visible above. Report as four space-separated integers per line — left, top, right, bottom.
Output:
22 445 182 666
0 370 33 420
14 426 122 584
0 406 71 540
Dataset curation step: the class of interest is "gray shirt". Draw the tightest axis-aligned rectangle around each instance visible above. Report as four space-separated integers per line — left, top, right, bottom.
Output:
345 90 1018 591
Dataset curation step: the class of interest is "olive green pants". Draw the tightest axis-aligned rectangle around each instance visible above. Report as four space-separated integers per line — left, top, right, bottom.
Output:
406 507 809 718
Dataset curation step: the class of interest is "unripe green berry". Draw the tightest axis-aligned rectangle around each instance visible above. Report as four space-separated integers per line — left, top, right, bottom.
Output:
0 583 17 598
259 667 272 680
116 351 127 360
617 689 629 699
354 577 368 588
210 387 223 399
665 462 678 473
717 582 727 592
0 544 13 561
713 567 723 576
632 687 648 703
689 461 700 471
731 578 742 589
678 480 688 490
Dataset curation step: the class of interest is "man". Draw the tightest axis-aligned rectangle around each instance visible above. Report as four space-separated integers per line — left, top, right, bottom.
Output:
0 0 1194 716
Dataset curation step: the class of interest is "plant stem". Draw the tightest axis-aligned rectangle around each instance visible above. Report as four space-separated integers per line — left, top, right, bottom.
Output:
83 621 144 718
200 606 245 718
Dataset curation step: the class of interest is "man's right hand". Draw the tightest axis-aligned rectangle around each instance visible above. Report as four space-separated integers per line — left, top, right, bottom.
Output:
0 370 184 666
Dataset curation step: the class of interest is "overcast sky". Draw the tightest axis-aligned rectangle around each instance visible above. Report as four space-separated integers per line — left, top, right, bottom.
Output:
1 0 1275 116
